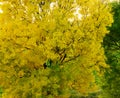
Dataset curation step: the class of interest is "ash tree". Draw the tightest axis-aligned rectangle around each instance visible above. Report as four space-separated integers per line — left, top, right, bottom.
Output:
0 0 112 98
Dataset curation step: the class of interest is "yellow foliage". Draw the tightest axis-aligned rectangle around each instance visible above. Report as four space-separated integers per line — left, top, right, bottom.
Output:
0 0 113 97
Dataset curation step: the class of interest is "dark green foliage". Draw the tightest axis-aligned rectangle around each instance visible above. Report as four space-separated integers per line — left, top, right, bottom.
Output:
102 1 120 98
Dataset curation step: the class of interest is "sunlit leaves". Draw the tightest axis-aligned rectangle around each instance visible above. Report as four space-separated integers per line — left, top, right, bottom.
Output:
0 0 113 97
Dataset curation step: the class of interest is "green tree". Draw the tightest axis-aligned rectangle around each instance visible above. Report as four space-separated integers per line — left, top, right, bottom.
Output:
102 1 120 98
0 0 112 97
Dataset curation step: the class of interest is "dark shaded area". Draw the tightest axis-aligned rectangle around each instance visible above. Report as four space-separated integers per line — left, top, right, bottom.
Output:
102 2 120 98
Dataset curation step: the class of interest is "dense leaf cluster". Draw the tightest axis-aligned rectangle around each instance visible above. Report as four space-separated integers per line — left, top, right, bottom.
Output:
102 2 120 98
0 0 113 97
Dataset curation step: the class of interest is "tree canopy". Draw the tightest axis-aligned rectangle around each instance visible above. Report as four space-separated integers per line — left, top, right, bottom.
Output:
102 2 120 98
0 0 113 97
